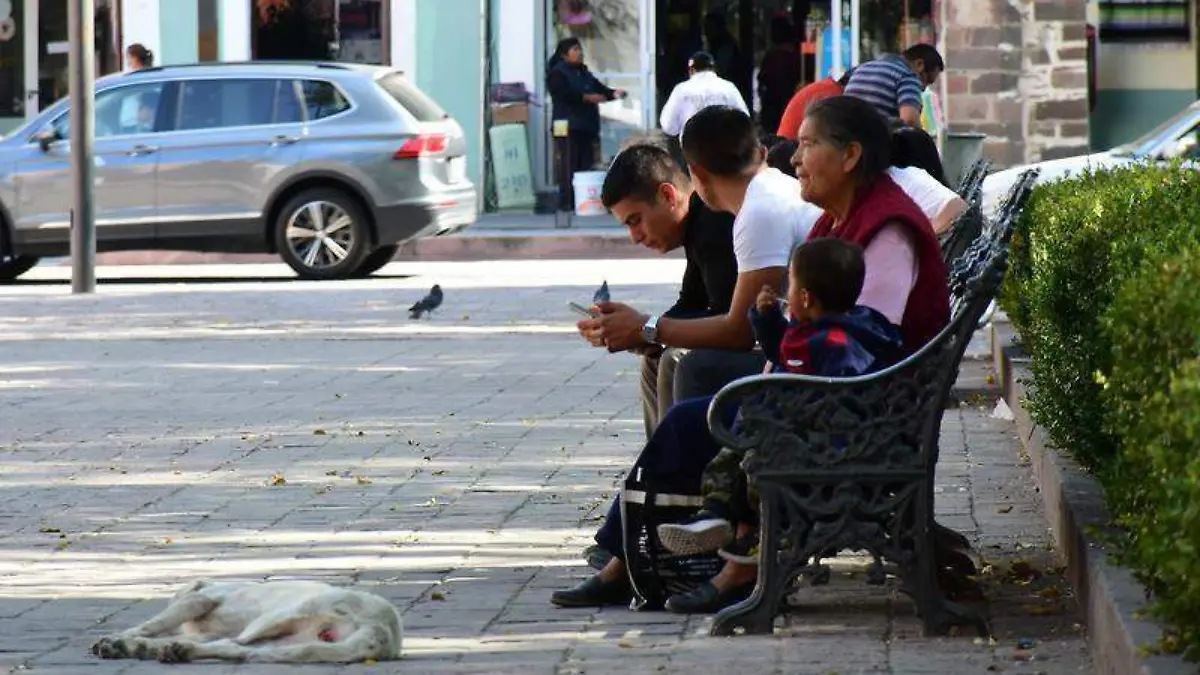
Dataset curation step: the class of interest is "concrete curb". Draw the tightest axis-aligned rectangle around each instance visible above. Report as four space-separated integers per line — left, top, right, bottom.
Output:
60 229 669 266
991 321 1193 675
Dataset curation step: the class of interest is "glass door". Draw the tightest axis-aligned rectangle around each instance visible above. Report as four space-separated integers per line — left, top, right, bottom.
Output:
18 0 121 130
0 0 32 134
550 0 656 164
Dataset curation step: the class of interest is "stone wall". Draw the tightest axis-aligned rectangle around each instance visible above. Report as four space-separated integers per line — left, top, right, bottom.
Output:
942 0 1090 168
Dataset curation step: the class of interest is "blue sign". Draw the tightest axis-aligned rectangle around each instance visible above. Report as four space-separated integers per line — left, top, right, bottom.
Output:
820 26 853 80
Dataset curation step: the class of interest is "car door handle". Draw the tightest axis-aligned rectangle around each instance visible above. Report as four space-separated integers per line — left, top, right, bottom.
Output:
269 135 299 146
127 144 158 157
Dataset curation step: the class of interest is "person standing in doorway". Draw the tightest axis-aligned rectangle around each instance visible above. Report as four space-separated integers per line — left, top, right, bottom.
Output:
659 51 748 171
126 43 153 71
546 38 627 213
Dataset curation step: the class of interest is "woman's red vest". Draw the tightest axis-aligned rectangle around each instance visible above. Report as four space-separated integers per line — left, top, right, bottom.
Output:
807 174 950 354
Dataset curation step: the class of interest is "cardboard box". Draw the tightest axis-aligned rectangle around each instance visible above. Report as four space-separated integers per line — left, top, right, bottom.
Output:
491 103 529 126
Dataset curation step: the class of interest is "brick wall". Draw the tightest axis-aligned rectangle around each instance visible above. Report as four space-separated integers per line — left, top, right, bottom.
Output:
943 0 1090 168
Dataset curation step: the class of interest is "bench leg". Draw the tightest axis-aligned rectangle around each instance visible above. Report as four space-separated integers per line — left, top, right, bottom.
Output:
910 513 990 637
710 487 787 636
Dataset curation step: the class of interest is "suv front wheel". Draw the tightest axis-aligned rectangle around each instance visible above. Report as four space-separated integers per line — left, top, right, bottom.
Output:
274 188 371 280
0 254 39 283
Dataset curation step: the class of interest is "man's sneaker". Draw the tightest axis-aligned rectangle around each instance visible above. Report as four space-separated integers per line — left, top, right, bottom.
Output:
656 511 733 555
718 528 760 565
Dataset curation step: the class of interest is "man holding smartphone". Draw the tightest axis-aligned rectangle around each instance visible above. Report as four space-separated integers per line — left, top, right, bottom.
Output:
583 142 738 438
580 107 820 406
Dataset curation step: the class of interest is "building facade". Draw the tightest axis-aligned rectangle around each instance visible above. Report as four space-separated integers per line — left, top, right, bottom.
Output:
0 0 489 194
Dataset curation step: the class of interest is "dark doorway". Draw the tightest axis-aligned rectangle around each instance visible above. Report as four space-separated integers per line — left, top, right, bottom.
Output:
252 0 335 61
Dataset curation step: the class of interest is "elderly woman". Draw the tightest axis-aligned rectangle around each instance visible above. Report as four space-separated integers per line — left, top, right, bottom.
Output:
658 95 951 614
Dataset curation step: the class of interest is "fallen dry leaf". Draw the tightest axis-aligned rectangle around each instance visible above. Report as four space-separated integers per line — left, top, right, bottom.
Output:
268 473 287 486
432 469 446 476
355 476 373 485
997 505 1014 514
430 591 446 601
39 527 61 534
313 429 327 436
324 470 339 476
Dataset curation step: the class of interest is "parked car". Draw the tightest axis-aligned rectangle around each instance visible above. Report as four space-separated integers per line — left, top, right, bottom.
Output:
982 100 1200 217
0 62 477 281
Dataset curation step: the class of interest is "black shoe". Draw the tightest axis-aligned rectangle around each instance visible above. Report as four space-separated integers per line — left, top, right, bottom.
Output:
718 528 760 565
583 544 614 571
550 575 632 608
663 580 755 614
656 510 733 556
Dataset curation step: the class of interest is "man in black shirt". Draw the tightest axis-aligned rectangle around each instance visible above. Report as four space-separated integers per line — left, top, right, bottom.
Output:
587 143 738 438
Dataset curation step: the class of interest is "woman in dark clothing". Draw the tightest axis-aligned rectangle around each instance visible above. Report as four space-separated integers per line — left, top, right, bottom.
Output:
546 38 626 211
756 15 804 135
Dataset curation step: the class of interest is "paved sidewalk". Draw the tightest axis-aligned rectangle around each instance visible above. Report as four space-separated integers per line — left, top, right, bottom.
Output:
0 261 1090 674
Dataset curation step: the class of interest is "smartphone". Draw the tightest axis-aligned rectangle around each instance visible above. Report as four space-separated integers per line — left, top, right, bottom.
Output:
568 301 597 318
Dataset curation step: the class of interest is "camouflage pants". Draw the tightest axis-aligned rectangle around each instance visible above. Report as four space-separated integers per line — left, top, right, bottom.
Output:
700 445 758 524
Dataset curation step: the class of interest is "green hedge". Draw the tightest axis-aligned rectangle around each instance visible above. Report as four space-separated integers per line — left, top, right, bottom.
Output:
1002 163 1200 659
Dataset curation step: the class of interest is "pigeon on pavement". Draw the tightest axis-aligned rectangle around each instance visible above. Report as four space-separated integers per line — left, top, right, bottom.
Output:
409 284 443 319
593 280 610 304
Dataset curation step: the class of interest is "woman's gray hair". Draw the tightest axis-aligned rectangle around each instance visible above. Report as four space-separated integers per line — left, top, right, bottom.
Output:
804 96 892 185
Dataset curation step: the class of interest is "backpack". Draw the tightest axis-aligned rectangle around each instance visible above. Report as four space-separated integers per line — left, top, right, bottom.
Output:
620 462 724 610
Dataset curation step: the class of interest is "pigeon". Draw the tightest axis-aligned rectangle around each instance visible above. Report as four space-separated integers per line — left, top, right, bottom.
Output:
593 280 610 304
409 284 443 319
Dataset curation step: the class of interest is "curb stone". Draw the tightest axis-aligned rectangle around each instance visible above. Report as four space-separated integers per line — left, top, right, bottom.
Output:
991 321 1194 675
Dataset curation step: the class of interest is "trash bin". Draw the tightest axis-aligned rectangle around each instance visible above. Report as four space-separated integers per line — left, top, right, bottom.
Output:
572 171 607 216
943 132 988 188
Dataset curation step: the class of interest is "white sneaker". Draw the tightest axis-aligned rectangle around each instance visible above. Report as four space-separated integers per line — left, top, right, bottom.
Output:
656 517 733 555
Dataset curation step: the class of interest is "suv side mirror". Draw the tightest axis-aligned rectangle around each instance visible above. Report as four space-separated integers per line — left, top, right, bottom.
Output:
34 129 61 152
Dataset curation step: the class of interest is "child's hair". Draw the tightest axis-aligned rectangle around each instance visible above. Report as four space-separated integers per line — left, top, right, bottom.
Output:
791 238 866 313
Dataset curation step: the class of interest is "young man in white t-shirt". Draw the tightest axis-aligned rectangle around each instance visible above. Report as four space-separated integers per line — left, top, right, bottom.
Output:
580 106 819 400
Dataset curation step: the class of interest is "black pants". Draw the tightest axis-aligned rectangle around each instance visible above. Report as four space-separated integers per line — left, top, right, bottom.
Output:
555 132 599 212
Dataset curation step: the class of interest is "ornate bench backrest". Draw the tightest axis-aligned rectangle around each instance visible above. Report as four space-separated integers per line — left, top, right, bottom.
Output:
724 234 1011 478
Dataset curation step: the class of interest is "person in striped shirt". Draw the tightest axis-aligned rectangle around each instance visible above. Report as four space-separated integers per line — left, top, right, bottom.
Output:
843 44 944 127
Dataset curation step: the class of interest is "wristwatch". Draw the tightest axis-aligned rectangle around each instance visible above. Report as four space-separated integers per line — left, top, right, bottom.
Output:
641 314 660 345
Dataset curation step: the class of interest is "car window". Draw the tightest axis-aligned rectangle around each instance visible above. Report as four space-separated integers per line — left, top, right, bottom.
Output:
375 72 447 122
53 82 166 140
176 78 298 130
300 80 351 121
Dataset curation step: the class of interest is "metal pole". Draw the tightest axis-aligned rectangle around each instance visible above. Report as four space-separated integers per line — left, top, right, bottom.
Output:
69 0 96 294
830 0 843 77
850 0 860 68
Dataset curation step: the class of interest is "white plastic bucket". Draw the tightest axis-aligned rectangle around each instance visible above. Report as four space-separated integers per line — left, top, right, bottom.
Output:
572 171 607 216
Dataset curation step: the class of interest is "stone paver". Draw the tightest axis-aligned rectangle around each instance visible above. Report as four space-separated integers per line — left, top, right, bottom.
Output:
0 261 1090 674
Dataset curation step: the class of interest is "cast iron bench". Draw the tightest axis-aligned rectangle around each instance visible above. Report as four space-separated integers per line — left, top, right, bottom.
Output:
705 169 1039 638
940 158 990 267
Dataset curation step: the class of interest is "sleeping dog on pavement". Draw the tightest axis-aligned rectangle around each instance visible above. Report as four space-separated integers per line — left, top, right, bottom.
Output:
91 579 403 664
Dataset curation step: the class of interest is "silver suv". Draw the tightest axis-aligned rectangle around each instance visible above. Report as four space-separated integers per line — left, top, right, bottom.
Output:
0 62 477 281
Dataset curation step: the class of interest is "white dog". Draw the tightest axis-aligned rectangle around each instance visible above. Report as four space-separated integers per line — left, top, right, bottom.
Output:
91 579 403 664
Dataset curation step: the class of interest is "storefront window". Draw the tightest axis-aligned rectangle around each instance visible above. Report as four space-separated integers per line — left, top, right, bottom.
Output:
551 0 644 161
252 0 387 64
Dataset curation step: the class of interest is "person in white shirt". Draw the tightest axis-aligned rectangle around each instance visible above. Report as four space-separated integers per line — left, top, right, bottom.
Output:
659 51 748 137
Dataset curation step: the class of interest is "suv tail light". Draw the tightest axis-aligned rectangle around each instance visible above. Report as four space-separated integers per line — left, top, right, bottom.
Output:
394 134 447 159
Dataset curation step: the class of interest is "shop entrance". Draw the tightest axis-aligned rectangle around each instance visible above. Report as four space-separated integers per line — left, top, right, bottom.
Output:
0 0 121 134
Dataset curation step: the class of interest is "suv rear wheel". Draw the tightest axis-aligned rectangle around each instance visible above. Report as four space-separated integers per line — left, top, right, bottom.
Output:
353 244 400 278
0 254 39 282
275 188 371 280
